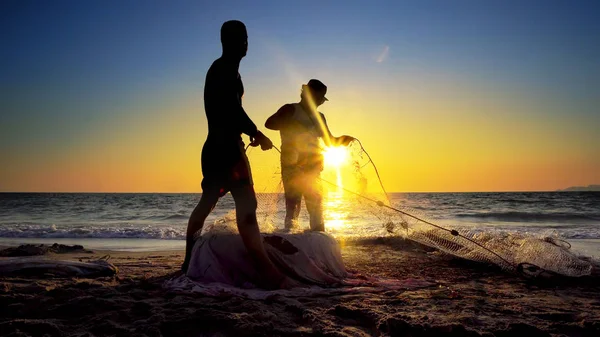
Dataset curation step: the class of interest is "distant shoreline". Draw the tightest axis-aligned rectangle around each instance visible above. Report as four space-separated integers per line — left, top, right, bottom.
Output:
556 184 600 192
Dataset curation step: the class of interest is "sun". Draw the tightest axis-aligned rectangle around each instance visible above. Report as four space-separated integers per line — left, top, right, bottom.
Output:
323 146 348 168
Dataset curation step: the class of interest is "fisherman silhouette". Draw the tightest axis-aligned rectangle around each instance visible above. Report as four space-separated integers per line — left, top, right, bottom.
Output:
182 20 295 289
266 80 354 231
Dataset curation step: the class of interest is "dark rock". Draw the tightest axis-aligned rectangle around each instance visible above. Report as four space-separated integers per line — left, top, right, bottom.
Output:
0 244 92 257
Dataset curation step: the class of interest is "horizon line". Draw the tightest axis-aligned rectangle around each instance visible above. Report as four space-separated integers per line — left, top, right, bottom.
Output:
1 190 596 194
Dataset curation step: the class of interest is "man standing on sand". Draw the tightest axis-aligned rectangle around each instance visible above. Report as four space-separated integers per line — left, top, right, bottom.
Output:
265 80 354 232
182 20 294 289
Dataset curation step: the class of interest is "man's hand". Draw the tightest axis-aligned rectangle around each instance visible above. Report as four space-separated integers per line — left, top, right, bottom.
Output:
250 131 273 151
338 135 355 146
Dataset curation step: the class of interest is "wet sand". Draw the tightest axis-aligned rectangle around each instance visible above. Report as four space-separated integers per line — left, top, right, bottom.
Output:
1 239 599 336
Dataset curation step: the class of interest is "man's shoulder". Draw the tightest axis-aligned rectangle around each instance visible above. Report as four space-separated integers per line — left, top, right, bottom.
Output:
207 58 235 77
271 104 295 119
209 57 225 68
278 103 296 114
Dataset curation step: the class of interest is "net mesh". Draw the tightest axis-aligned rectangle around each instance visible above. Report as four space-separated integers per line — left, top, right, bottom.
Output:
207 140 593 278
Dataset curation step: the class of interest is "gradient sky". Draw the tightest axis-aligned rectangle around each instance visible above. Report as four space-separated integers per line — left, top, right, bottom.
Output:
1 0 599 192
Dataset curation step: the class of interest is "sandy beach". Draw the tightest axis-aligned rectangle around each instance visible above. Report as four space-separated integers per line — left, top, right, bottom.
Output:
1 238 599 337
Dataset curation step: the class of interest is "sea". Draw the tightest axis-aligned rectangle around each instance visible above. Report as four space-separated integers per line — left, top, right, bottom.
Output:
0 192 599 257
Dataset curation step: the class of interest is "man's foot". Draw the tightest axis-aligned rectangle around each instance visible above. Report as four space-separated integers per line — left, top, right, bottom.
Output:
181 258 190 274
171 269 186 278
284 218 300 230
309 224 325 232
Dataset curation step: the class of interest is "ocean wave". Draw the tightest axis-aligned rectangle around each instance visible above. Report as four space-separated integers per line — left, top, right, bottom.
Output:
454 211 600 222
1 222 599 241
494 198 539 204
163 214 189 220
135 214 190 221
0 224 186 240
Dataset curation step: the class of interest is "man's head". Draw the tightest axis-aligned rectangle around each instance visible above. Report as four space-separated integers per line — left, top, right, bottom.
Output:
301 79 328 107
221 20 248 58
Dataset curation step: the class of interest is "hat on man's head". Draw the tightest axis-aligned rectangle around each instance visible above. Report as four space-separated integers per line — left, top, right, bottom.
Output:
303 79 328 101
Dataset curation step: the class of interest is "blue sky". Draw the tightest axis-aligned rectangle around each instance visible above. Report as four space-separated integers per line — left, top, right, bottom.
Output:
1 0 599 192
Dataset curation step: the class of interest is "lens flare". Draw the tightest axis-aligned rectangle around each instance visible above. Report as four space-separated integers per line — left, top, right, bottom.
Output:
323 146 348 168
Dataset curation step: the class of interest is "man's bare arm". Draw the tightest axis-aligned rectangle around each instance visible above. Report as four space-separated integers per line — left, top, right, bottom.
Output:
265 104 294 130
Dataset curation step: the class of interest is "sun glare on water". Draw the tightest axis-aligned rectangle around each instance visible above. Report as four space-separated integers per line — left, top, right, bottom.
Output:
323 146 348 189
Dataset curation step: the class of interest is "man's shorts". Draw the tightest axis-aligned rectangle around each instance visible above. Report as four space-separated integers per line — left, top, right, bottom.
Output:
201 139 253 197
281 165 322 198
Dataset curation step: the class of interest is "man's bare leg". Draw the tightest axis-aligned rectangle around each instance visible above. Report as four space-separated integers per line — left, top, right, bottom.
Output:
284 193 302 230
230 184 289 289
283 173 302 230
306 175 325 232
307 199 324 231
181 187 220 272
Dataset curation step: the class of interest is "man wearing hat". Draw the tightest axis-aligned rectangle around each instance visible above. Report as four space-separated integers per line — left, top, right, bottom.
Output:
265 80 354 231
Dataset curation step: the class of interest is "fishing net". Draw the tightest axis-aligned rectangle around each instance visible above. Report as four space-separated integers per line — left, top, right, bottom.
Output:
207 139 593 278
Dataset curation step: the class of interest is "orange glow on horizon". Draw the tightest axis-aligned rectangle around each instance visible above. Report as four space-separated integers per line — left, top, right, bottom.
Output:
1 72 598 193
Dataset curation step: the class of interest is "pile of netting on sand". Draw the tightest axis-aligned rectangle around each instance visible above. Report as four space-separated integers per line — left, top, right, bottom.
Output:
164 140 595 297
